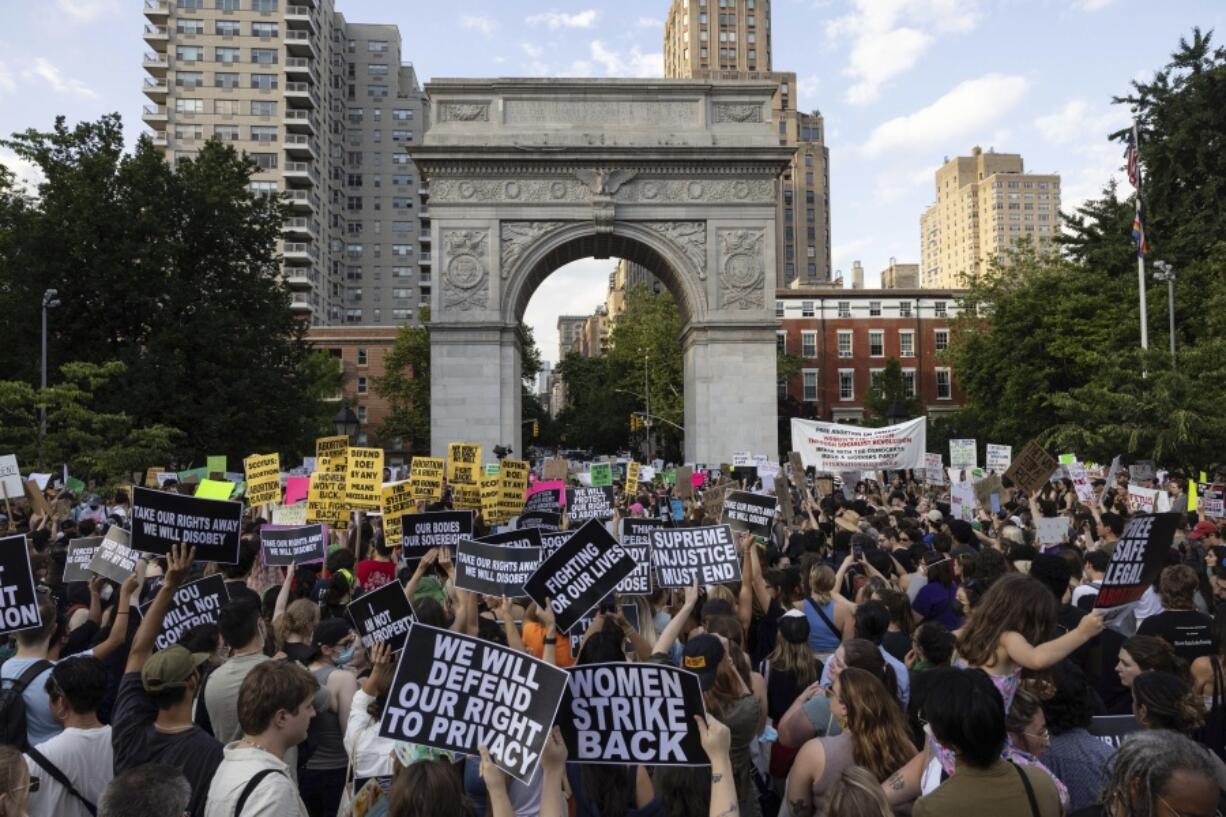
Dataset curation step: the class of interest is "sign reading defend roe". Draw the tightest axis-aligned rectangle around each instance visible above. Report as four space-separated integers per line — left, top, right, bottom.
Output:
650 525 742 587
130 486 243 564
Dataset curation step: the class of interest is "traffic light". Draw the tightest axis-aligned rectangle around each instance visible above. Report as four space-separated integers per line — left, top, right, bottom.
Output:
532 420 540 438
629 414 639 432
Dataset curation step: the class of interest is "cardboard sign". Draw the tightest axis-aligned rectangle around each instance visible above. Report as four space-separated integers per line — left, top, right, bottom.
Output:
1004 441 1059 495
0 535 42 634
543 458 569 482
447 443 482 485
559 662 708 766
590 463 613 488
985 444 1012 474
1035 516 1067 546
720 490 777 539
949 439 977 469
348 580 415 652
972 473 1004 511
260 524 327 566
345 447 384 511
307 472 349 528
650 525 741 588
791 418 927 471
1095 513 1180 610
381 481 415 524
22 480 49 516
130 486 243 563
702 483 727 520
675 466 694 499
0 455 23 500
243 453 281 506
138 574 230 651
410 456 445 500
401 511 474 558
625 462 641 496
775 473 794 523
379 624 569 782
617 518 664 595
64 536 102 583
524 519 637 634
475 528 544 550
1128 485 1158 513
518 511 562 531
567 487 615 522
88 527 140 584
454 539 541 598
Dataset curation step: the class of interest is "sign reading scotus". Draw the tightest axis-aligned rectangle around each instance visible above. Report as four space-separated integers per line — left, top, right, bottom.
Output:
790 417 926 472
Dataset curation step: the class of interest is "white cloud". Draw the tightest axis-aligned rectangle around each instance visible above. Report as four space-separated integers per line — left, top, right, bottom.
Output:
21 58 97 99
460 15 498 37
0 150 44 194
831 238 871 279
862 73 1028 156
526 10 599 30
796 74 821 110
637 17 664 28
1074 0 1115 10
55 0 117 23
0 61 16 95
523 258 616 363
589 41 663 78
1034 99 1130 145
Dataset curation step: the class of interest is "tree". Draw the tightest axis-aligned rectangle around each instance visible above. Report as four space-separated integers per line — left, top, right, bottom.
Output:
864 358 925 427
375 306 431 456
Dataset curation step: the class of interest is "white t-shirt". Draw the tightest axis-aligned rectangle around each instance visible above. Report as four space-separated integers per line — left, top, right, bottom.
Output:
25 725 114 817
1071 581 1101 607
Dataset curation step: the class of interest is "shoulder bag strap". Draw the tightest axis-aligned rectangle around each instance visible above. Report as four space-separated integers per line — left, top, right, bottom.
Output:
805 597 842 642
234 768 285 817
12 660 53 693
1011 762 1042 817
26 746 97 816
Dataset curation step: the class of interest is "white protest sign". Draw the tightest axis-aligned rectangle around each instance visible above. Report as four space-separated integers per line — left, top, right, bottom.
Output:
1068 463 1096 504
949 439 978 469
790 417 926 472
985 444 1012 474
1036 516 1068 546
924 453 945 485
950 482 975 522
0 455 22 500
1128 485 1158 514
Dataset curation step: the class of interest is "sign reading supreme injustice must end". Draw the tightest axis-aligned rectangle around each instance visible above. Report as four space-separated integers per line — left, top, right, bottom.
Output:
649 524 741 588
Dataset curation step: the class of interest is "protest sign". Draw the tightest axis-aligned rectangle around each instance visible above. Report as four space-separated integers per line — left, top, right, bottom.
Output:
732 452 751 468
401 511 474 558
702 483 727 520
775 472 794 523
985 444 1012 474
1069 463 1096 503
64 536 102 583
207 455 227 476
790 418 926 471
1128 485 1158 514
284 476 310 506
0 455 23 500
318 455 347 474
243 453 282 506
1095 513 1180 610
568 603 639 655
454 539 541 598
130 486 242 563
539 530 574 562
650 525 741 588
306 472 348 528
616 518 664 595
729 465 757 486
524 519 637 634
195 479 235 501
452 483 482 513
524 483 564 514
518 511 562 531
484 464 501 478
379 624 568 782
447 443 482 485
480 472 504 524
543 458 569 482
1004 441 1059 495
22 480 48 516
410 456 445 500
1204 498 1225 518
260 524 327 566
1035 516 1068 547
381 481 415 525
88 527 140 584
345 447 384 511
924 453 945 485
949 482 976 522
590 463 613 488
559 662 708 766
1129 461 1157 482
949 439 978 469
0 535 41 635
625 461 641 496
972 474 1003 511
1088 715 1141 750
720 491 777 539
316 435 349 466
567 486 615 523
348 580 415 652
476 528 543 550
138 574 230 650
495 460 530 520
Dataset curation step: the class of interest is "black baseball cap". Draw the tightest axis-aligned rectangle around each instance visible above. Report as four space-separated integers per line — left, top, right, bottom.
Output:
682 634 725 691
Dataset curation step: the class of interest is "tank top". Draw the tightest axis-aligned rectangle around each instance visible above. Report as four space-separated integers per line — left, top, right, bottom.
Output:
809 732 855 815
805 598 842 654
306 665 349 770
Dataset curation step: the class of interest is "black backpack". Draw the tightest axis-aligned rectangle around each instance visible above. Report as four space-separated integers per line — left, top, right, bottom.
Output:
0 660 53 747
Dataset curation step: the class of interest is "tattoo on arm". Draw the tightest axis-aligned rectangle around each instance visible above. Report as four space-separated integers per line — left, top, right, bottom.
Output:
711 773 723 783
887 772 906 791
789 798 814 817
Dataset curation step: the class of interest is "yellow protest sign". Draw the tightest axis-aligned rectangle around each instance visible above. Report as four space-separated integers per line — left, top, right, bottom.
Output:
453 483 482 512
316 436 349 471
410 456 445 500
195 479 236 501
381 480 415 524
447 442 482 485
625 461 641 495
383 517 403 549
345 447 384 511
307 472 348 529
497 459 530 519
317 455 346 474
481 471 504 523
244 453 282 506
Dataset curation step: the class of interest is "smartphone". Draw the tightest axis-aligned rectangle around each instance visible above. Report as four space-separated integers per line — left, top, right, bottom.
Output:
852 542 863 560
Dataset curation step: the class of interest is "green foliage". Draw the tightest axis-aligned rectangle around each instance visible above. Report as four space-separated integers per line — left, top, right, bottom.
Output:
864 358 925 427
375 306 431 455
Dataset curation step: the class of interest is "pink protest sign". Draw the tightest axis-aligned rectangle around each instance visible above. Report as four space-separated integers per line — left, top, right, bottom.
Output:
527 480 567 506
283 476 310 505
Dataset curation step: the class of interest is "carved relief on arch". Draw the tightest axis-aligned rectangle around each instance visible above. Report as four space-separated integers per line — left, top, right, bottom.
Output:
441 229 490 312
718 229 766 310
500 222 568 279
643 222 707 281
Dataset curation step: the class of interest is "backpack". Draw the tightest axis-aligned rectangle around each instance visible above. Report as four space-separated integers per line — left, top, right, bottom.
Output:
0 660 53 748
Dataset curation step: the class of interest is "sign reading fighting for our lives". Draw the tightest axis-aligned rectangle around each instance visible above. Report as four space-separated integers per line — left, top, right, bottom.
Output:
454 539 541 598
524 519 637 635
379 623 569 782
790 417 926 471
401 511 474 558
138 574 230 650
1095 513 1180 610
0 535 42 635
616 518 664 595
566 486 615 522
720 490 777 539
260 524 327 566
130 486 243 564
88 527 140 584
650 524 742 588
348 579 415 652
559 662 708 766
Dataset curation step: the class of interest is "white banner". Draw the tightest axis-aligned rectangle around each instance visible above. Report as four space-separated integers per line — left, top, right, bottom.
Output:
790 417 927 472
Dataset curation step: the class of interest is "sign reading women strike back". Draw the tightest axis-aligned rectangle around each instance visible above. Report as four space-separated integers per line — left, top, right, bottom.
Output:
720 490 777 539
524 519 637 634
558 662 708 766
130 486 243 564
454 539 541 598
650 525 742 588
0 535 42 635
379 624 568 782
1095 512 1180 611
138 574 230 650
616 518 664 595
259 524 328 566
348 580 415 652
401 511 474 558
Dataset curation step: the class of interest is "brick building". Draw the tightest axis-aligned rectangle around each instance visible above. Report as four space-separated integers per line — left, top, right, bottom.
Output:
306 325 406 462
776 289 967 423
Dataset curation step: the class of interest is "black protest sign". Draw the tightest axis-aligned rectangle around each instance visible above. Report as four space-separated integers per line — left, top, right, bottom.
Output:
559 662 708 766
0 535 42 635
401 511 474 558
130 486 243 564
523 488 563 515
476 528 544 550
454 539 541 598
566 487 615 522
1095 513 1180 610
524 519 637 634
1088 714 1141 750
650 525 742 588
64 536 103 583
569 603 639 656
720 490 777 538
518 511 562 531
138 574 230 651
729 466 758 486
616 518 664 595
259 524 327 566
87 527 141 584
379 623 568 782
1003 441 1058 495
539 530 574 561
348 579 415 652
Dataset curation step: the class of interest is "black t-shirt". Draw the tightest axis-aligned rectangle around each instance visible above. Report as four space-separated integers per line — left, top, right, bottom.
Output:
1138 609 1216 663
882 630 911 664
111 672 225 817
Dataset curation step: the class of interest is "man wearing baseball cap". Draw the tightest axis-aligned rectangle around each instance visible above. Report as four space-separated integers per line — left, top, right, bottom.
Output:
1189 519 1222 547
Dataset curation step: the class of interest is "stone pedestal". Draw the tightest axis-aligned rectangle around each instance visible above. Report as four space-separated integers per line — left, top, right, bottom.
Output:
683 324 779 464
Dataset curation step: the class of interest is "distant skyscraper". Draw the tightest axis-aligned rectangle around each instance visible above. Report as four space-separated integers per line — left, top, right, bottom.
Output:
556 315 588 358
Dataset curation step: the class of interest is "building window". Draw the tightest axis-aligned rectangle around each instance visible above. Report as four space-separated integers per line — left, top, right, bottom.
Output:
176 71 204 87
356 405 367 424
357 376 368 395
176 45 204 62
250 153 277 170
837 301 851 318
251 48 278 65
213 71 239 89
214 99 240 114
838 370 854 401
775 300 784 318
392 130 413 143
174 124 204 141
178 19 205 34
392 108 413 120
801 331 817 358
902 369 917 398
175 98 204 113
392 244 413 257
213 124 239 141
214 21 239 36
936 368 952 399
776 331 786 354
217 0 239 9
899 330 915 357
899 301 912 318
177 0 204 8
934 329 949 351
251 21 277 37
801 300 815 317
837 330 852 358
802 370 818 402
869 301 882 316
251 0 277 11
368 40 389 52
869 330 884 357
250 125 277 142
249 180 277 194
214 47 239 64
250 100 276 116
933 301 948 317
392 288 413 299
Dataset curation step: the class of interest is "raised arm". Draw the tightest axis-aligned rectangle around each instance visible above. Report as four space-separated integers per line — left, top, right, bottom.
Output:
651 581 699 657
93 565 144 662
272 562 296 625
539 727 569 817
493 596 525 653
125 544 195 673
737 534 755 629
998 611 1104 670
695 715 739 817
404 548 439 602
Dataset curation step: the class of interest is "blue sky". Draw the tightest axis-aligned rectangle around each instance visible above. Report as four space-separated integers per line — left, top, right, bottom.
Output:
1 0 1221 362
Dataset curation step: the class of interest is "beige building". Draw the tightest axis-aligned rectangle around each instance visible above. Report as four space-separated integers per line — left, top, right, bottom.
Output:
141 0 429 326
556 315 588 357
881 259 920 289
919 146 1061 288
605 259 662 328
575 306 609 359
663 0 831 286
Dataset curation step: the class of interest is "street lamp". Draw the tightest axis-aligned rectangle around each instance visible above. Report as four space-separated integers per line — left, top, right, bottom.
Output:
1152 261 1176 363
332 406 359 442
38 289 60 468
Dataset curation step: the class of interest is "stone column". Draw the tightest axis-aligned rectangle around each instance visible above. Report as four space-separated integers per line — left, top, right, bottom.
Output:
682 323 779 465
429 324 521 459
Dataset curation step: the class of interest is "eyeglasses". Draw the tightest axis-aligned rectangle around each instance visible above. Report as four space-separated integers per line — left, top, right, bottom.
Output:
1024 726 1050 741
9 776 40 794
1156 795 1222 817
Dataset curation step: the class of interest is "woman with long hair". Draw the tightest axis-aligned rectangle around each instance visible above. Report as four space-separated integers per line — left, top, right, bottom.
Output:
390 758 478 817
1004 687 1070 810
804 564 855 660
824 766 893 817
1191 603 1226 760
1132 671 1206 735
0 747 31 817
783 667 916 816
276 598 321 664
1116 634 1189 689
760 610 823 788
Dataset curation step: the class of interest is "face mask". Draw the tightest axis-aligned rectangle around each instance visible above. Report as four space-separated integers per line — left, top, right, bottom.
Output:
100 585 114 603
334 644 356 667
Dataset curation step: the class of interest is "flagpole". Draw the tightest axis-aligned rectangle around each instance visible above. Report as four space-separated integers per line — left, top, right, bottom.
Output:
1138 250 1148 351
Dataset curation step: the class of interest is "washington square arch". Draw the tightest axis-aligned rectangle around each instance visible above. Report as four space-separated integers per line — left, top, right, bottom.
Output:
416 78 793 464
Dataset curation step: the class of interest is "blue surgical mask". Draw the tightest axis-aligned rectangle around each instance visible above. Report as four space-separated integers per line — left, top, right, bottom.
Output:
334 644 356 667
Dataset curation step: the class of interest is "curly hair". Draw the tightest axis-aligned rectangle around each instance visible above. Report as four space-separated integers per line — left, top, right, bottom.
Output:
957 574 1057 670
1099 731 1217 817
1132 671 1204 734
837 668 916 782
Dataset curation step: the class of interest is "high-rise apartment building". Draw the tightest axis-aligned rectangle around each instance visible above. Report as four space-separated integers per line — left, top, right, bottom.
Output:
141 0 429 326
919 146 1061 288
557 315 588 358
605 259 662 329
663 0 832 287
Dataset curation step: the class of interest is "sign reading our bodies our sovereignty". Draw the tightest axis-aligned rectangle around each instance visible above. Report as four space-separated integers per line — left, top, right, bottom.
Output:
650 525 741 588
454 539 541 598
1095 513 1180 611
447 443 482 485
790 417 926 471
616 518 664 595
64 537 103 583
345 447 384 511
566 486 615 522
138 574 230 650
243 453 282 506
401 511 474 558
410 457 445 500
348 580 415 652
0 535 42 635
88 527 140 584
523 519 637 635
559 662 708 766
379 624 569 783
720 490 777 539
260 524 327 566
130 486 243 564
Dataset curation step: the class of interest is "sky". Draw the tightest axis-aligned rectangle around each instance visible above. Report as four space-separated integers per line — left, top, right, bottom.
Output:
1 0 1222 362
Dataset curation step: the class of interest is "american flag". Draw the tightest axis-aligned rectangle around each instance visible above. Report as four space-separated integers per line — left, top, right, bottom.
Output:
1125 121 1142 191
